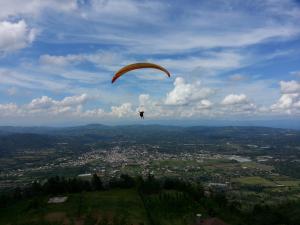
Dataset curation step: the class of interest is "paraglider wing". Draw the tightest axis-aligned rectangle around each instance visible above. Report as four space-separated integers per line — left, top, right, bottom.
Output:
112 62 170 83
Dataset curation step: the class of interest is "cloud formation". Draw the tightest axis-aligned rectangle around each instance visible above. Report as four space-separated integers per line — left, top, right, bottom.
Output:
271 80 300 114
0 1 300 124
0 78 299 123
280 80 300 93
110 102 134 118
0 0 77 19
26 94 88 115
222 94 248 105
165 77 214 106
0 20 36 53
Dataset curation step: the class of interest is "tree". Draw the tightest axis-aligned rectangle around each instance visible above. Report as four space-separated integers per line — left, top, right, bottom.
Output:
91 174 103 191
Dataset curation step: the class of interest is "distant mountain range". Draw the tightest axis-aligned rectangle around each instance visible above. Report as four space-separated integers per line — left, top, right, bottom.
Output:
0 124 299 156
0 124 299 144
0 123 298 135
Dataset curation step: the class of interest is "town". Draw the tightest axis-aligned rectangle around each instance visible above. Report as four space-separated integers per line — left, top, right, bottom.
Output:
1 140 299 206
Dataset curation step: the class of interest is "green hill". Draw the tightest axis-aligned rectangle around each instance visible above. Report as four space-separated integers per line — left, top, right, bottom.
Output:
0 189 150 225
1 177 300 225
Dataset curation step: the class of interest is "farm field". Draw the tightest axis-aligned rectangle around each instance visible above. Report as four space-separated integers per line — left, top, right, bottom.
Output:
232 176 276 187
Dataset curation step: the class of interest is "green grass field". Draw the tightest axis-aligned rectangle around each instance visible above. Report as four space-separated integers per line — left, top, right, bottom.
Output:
0 188 209 225
121 165 143 175
151 159 200 168
0 189 150 225
233 176 276 187
275 180 300 187
240 162 274 171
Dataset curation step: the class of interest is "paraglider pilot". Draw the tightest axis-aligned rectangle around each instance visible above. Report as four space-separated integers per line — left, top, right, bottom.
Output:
139 111 144 119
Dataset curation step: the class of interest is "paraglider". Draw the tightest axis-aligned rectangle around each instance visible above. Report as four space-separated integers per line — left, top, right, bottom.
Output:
139 111 145 119
112 62 171 119
111 62 171 83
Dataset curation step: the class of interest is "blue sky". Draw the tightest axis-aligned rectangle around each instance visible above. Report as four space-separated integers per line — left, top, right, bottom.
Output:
0 0 300 126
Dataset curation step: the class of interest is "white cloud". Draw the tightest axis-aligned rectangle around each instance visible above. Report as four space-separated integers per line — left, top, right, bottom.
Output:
136 86 214 119
0 69 71 91
0 103 19 116
28 96 56 110
110 102 133 118
39 51 125 71
58 70 109 84
197 99 213 109
271 80 300 114
221 94 248 105
60 94 88 107
294 100 300 108
1 1 300 123
83 108 106 117
6 87 18 96
0 20 36 53
139 94 150 107
143 26 299 54
156 51 245 77
38 50 246 83
229 74 247 82
39 54 84 67
165 77 214 106
0 78 299 122
0 93 132 119
136 78 266 118
30 0 300 56
219 94 257 116
137 94 172 118
81 0 167 27
280 80 300 93
0 0 77 19
271 93 299 110
27 94 88 115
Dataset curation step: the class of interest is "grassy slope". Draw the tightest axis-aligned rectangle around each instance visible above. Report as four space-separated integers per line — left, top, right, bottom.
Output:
0 189 149 225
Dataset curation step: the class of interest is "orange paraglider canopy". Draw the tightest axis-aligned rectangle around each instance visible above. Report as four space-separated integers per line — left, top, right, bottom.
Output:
112 62 171 83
